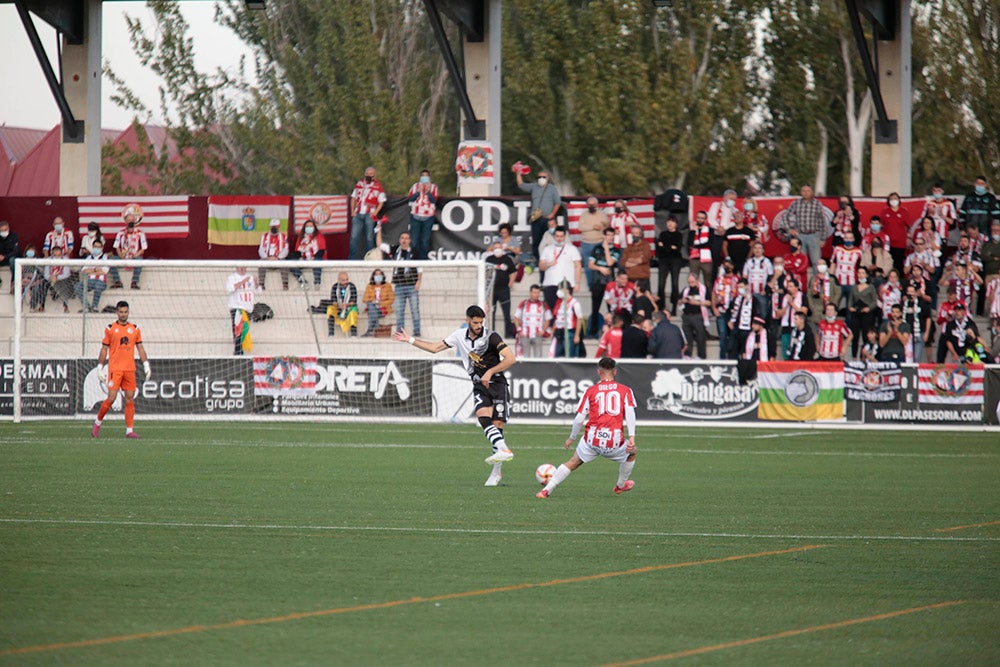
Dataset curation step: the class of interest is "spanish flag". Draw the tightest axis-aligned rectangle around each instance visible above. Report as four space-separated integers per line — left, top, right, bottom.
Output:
757 361 844 421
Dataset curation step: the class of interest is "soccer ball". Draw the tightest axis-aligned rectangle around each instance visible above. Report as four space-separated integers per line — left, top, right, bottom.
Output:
535 463 556 485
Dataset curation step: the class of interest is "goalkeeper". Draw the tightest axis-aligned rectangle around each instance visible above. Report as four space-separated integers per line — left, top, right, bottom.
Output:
91 300 151 439
393 305 517 487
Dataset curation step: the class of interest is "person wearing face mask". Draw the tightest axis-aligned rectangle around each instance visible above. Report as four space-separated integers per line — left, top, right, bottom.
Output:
349 167 387 260
742 198 770 245
919 183 956 249
362 269 395 337
515 167 562 267
807 260 843 325
959 175 1000 236
486 242 517 337
20 244 48 312
289 219 327 287
109 215 148 290
608 200 639 249
655 215 685 314
621 223 652 283
538 226 582 310
981 221 1000 307
258 218 290 291
551 285 586 358
722 211 756 274
42 216 74 258
860 215 890 253
389 232 423 336
831 232 863 290
831 195 861 247
577 196 609 287
0 220 21 293
589 227 622 335
74 240 109 312
782 238 810 290
79 221 104 258
706 189 740 274
878 192 912 273
406 169 438 260
727 277 757 360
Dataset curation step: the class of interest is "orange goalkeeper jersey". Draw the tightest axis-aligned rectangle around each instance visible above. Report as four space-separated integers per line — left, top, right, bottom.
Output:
102 321 143 373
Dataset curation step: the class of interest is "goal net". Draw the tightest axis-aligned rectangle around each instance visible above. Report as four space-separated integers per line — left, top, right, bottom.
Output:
8 258 495 423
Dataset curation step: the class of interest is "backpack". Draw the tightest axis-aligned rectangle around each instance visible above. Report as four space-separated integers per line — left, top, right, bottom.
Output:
251 302 274 322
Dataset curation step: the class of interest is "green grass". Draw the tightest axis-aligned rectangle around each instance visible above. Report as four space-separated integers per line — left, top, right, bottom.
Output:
0 422 998 666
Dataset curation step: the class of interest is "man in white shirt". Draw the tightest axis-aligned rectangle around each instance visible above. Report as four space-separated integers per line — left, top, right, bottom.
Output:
538 226 582 310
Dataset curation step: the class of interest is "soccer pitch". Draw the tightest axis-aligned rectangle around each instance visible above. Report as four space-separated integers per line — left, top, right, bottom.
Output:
1 422 998 665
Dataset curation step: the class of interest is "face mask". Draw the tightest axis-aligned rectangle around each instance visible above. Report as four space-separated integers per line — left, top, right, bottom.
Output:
993 234 1000 242
365 175 373 183
493 248 503 257
725 199 735 209
270 229 279 235
92 248 103 256
554 240 565 247
790 246 800 253
88 231 97 238
844 241 854 247
25 249 36 258
889 199 899 207
774 264 784 272
738 287 747 295
839 202 849 210
374 275 384 284
419 175 430 184
0 231 8 238
975 185 987 196
632 235 643 243
127 223 135 230
743 203 753 212
818 265 828 274
54 224 64 232
587 205 597 213
556 289 565 299
871 224 881 232
537 177 548 186
304 226 315 235
933 192 943 201
826 315 836 322
858 278 867 284
614 207 623 214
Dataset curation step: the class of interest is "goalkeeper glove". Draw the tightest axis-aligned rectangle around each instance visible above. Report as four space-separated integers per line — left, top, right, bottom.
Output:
143 360 152 381
97 365 108 382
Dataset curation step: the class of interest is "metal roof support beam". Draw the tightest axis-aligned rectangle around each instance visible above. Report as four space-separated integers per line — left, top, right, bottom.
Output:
422 0 485 140
845 0 896 144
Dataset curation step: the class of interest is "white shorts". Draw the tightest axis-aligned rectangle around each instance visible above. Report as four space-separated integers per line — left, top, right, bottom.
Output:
575 439 630 464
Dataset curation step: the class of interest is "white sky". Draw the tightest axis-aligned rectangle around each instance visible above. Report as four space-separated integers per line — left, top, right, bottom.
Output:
0 2 250 131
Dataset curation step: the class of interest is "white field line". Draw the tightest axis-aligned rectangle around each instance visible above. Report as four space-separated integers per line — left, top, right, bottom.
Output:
1 517 998 542
1 436 995 458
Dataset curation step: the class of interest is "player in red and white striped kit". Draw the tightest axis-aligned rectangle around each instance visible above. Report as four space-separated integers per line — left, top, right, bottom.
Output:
537 357 637 498
816 302 852 360
831 232 863 287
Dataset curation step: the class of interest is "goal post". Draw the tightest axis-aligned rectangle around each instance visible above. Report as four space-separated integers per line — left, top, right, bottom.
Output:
8 257 494 423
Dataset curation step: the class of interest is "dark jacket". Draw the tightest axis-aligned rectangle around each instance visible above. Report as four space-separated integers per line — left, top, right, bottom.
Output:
0 230 20 264
647 320 685 359
620 325 649 358
959 192 1000 233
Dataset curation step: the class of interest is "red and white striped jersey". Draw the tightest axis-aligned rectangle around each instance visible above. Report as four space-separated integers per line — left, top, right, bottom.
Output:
920 199 956 238
514 299 551 337
603 282 636 313
296 232 327 260
987 278 1000 319
817 319 850 358
780 291 803 327
43 229 74 255
879 282 902 320
258 232 289 260
113 229 148 259
832 246 862 286
552 297 583 330
713 273 739 310
742 256 773 294
576 381 636 448
407 182 439 218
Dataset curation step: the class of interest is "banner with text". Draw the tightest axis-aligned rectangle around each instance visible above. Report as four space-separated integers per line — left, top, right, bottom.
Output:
844 361 902 402
0 359 75 417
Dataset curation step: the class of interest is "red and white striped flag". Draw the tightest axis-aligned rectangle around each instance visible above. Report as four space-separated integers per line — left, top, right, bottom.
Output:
253 356 318 397
77 196 190 239
564 198 656 248
293 195 349 234
917 363 984 405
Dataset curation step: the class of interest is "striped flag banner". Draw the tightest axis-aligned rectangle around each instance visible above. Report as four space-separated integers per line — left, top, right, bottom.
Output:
77 196 190 239
758 361 845 421
917 363 984 405
253 356 318 397
208 195 291 246
564 198 655 248
455 141 495 185
293 195 349 234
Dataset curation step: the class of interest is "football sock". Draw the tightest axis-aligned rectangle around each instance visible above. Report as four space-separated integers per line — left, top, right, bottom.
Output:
617 460 635 487
491 462 503 477
483 425 508 452
544 464 572 492
124 402 135 429
96 400 111 422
